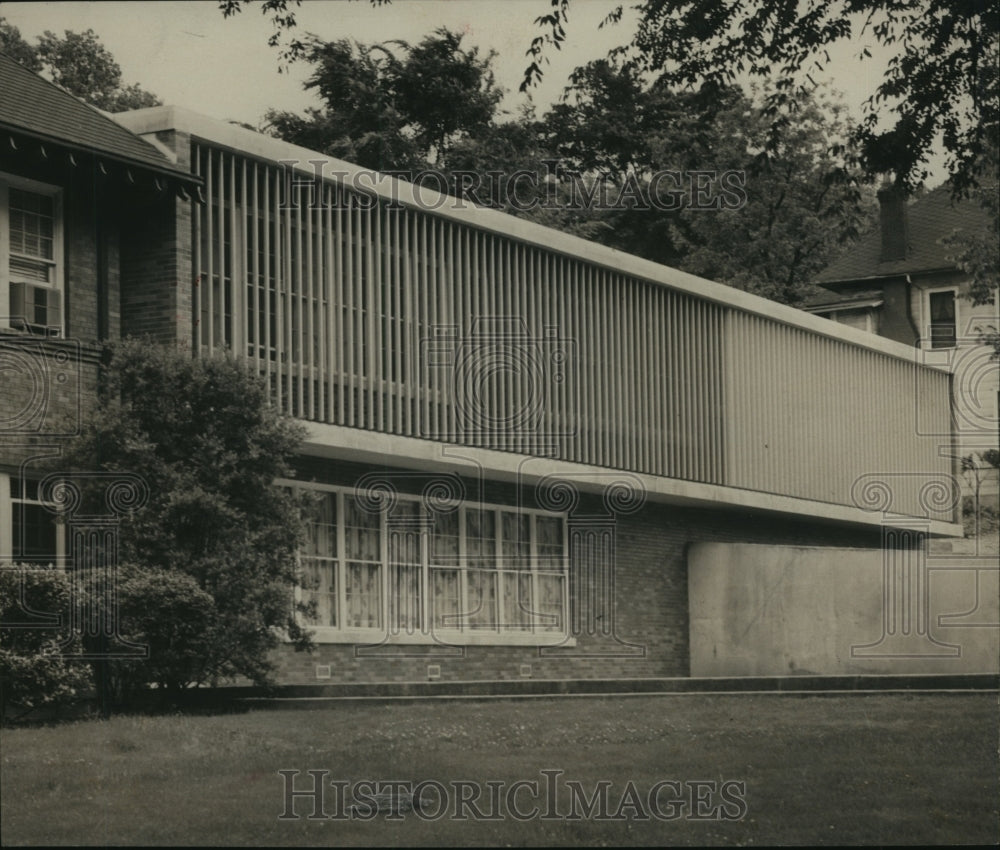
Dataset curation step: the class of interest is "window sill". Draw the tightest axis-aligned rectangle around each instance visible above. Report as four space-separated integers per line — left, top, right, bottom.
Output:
296 626 575 647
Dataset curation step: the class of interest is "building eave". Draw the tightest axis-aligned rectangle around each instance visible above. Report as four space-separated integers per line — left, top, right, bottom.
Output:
806 299 885 314
300 422 964 538
0 121 201 188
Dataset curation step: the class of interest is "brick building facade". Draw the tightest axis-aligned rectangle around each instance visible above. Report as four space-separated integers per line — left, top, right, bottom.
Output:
3 54 986 685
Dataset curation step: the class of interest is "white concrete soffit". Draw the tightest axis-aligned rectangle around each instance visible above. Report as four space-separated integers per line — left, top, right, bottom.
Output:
301 421 964 538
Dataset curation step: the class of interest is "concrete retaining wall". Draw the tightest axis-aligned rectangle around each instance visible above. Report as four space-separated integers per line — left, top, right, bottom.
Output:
689 542 999 676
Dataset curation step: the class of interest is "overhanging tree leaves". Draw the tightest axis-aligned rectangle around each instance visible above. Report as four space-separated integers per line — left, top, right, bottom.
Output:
60 340 312 701
219 2 998 192
266 27 502 170
0 18 161 112
523 0 999 194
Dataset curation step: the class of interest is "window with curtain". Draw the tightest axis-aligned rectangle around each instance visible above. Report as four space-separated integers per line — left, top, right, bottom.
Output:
344 494 382 629
294 486 568 643
300 491 337 627
387 499 422 634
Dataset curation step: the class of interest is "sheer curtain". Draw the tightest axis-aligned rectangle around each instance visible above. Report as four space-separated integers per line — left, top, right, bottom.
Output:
302 492 337 626
344 496 382 629
430 509 461 630
388 500 422 634
465 508 497 630
501 511 532 631
536 515 565 633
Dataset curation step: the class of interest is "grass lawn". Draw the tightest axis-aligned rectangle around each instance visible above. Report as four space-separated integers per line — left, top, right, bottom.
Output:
1 693 997 846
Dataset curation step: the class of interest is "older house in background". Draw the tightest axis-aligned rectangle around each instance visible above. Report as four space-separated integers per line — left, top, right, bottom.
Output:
3 52 995 684
806 184 1000 501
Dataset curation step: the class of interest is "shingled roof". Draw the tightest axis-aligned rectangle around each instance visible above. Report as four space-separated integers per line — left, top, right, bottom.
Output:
0 51 192 181
801 286 884 310
815 185 994 285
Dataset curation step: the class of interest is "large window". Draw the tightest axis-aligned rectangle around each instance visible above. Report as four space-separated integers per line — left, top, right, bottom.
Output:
1 474 64 565
1 174 64 336
295 484 569 644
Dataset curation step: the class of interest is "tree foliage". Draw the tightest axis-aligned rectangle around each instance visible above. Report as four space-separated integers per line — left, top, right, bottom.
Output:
523 1 999 195
533 60 873 303
266 29 871 304
96 567 219 702
0 18 160 112
222 1 998 193
0 566 89 719
266 27 501 169
943 154 1000 305
60 340 312 696
0 17 42 71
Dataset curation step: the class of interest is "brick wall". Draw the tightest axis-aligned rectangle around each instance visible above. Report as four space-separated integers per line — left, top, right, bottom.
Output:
0 337 101 473
120 130 194 348
269 456 883 685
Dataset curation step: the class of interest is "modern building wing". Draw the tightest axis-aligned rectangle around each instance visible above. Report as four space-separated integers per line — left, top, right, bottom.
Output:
5 61 993 684
115 107 958 533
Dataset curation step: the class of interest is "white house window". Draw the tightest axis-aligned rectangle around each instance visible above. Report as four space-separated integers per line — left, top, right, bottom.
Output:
927 289 957 349
1 474 64 565
1 174 64 336
294 484 569 645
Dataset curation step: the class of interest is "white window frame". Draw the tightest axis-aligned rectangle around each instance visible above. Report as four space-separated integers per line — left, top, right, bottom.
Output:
922 285 960 351
285 479 573 646
827 308 876 335
0 472 66 566
0 172 65 338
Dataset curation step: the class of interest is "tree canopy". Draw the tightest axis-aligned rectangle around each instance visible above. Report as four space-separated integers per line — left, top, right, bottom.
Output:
220 0 999 194
527 0 999 195
266 29 872 305
0 18 160 112
266 27 502 169
539 61 874 303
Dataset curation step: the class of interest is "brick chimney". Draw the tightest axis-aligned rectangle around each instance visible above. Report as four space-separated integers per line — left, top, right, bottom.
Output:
877 183 909 262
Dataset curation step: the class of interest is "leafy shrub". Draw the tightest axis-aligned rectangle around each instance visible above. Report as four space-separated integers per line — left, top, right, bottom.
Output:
0 565 89 719
95 566 218 702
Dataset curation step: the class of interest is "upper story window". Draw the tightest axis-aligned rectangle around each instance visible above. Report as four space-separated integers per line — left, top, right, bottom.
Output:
1 174 64 337
928 289 957 349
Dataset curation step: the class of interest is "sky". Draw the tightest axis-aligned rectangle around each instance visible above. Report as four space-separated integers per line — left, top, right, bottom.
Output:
2 1 641 124
1 0 944 180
